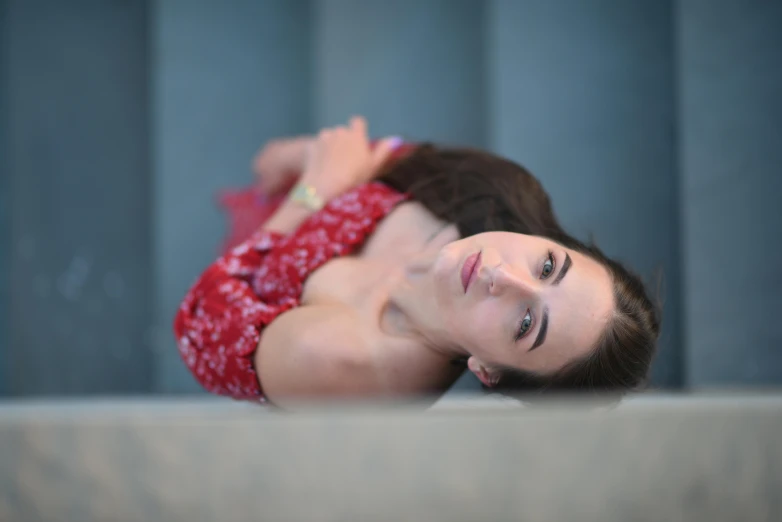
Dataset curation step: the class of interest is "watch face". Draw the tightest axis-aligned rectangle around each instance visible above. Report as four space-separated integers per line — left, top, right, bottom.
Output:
291 183 324 211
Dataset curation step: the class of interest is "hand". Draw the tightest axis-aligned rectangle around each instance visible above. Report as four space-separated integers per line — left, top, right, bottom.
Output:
300 116 401 201
252 135 313 195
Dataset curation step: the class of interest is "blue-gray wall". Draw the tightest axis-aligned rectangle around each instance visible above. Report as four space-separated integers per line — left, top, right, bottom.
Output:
1 0 780 396
314 0 487 146
679 0 782 387
2 0 152 394
0 0 8 395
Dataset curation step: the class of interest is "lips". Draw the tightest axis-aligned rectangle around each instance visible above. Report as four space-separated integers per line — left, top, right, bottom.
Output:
461 251 481 293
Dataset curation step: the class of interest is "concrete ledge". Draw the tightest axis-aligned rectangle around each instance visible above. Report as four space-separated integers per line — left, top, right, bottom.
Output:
1 394 780 522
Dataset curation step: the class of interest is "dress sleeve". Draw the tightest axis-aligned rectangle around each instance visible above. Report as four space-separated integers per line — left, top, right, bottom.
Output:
172 230 296 401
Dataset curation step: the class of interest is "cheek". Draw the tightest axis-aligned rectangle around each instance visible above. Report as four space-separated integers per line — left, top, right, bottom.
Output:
454 304 507 353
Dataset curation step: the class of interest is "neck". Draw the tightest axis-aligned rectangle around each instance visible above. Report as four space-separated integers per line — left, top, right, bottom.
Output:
384 265 469 362
380 220 464 357
381 298 469 361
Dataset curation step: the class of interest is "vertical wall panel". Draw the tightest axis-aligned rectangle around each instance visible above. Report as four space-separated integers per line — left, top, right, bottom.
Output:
0 0 8 395
4 0 153 395
152 0 313 392
314 0 487 147
679 0 782 386
489 0 682 387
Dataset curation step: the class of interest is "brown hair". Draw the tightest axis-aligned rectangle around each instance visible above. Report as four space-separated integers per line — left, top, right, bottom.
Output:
378 144 660 398
492 236 660 398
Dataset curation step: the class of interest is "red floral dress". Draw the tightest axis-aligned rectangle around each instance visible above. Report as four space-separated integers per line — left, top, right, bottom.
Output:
173 182 408 402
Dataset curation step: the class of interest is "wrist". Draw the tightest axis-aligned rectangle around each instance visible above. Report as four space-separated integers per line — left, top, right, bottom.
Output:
288 181 326 211
262 198 315 234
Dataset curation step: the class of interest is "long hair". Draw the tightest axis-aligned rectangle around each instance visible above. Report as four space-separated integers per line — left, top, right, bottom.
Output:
378 144 660 397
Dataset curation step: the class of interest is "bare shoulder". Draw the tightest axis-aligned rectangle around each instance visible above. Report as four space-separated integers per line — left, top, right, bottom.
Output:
256 304 383 406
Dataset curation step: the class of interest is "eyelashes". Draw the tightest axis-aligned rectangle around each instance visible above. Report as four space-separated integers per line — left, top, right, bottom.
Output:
515 309 532 341
514 251 556 341
541 251 555 280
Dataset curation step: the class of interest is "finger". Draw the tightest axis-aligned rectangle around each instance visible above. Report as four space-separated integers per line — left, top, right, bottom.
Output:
370 136 404 171
349 116 368 138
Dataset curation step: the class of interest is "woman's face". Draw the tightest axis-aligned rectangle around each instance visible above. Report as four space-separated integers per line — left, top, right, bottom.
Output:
425 232 614 384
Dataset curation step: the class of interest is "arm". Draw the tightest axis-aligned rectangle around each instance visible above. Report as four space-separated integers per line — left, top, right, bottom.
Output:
261 198 319 235
253 130 403 198
253 135 312 194
256 304 387 408
259 118 401 235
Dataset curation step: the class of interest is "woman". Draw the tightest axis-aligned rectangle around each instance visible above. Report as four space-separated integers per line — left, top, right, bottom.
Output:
174 117 660 408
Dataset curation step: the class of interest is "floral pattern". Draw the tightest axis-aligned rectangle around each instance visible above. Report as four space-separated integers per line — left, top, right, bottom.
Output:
173 182 408 402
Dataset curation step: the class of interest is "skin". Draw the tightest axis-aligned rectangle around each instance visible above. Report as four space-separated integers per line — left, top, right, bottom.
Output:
253 117 615 405
388 231 615 386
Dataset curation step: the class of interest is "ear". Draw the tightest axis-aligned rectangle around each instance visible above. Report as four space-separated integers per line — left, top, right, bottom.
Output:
467 356 500 388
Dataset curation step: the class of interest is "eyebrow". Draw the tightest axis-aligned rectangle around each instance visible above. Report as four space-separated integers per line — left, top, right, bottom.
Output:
529 253 573 351
530 307 548 351
552 253 572 286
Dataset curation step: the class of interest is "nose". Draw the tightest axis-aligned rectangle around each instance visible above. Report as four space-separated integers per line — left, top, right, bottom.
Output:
487 264 539 300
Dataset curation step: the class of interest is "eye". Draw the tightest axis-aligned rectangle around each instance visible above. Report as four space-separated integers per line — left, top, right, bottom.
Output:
515 309 533 341
541 251 555 279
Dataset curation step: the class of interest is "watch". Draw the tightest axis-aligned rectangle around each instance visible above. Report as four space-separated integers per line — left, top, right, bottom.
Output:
288 182 325 211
